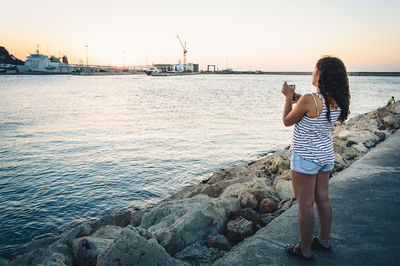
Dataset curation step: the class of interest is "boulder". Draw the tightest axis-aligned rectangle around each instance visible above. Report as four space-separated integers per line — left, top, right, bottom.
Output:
89 209 134 231
131 210 146 227
259 198 276 214
8 247 70 266
206 233 232 251
227 217 253 243
72 226 122 266
56 222 92 247
275 179 294 200
156 231 185 255
332 153 347 174
256 151 290 181
338 130 380 149
207 164 249 184
24 232 61 253
97 225 178 266
273 170 293 200
140 194 239 248
220 177 279 203
238 190 258 209
197 175 253 198
388 101 400 114
228 208 261 229
333 139 361 161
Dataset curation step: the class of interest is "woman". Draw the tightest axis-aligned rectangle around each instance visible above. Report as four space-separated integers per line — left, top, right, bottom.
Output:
281 56 350 260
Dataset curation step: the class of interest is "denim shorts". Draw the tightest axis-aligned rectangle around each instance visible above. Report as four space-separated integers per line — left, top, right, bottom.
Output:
291 152 334 175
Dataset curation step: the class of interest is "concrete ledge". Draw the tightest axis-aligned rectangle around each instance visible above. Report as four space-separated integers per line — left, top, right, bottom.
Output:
213 130 400 265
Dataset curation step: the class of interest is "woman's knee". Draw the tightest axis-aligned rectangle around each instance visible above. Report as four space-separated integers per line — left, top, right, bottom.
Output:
315 194 331 207
298 201 314 212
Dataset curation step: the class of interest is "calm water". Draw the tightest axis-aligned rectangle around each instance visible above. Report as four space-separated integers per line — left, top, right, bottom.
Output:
0 74 399 258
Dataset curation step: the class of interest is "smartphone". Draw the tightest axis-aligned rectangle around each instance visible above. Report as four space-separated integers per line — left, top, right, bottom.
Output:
288 84 295 102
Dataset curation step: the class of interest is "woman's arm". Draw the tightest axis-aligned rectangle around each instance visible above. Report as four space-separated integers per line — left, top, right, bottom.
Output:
281 82 310 127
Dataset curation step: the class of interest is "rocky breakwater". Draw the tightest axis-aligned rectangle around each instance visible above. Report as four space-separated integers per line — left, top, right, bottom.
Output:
2 102 400 266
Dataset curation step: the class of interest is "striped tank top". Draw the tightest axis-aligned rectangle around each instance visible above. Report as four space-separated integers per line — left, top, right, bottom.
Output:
291 92 341 165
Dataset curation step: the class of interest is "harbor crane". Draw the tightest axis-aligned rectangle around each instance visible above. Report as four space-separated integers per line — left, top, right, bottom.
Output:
176 35 187 65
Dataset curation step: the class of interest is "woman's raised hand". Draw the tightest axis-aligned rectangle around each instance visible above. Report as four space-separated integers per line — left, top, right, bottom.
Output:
281 82 295 99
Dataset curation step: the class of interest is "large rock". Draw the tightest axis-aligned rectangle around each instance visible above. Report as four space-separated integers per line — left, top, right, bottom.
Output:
195 175 253 198
89 209 135 231
238 190 258 209
8 246 72 266
259 197 276 213
72 225 122 266
220 177 279 203
388 101 400 114
155 231 185 255
227 217 253 243
256 151 291 182
24 232 61 253
338 130 380 149
206 233 232 251
140 194 239 249
273 170 293 200
207 164 249 184
228 208 261 229
332 153 347 174
97 225 178 266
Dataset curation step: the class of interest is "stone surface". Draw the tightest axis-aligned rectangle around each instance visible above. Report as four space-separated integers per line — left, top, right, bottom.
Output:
206 233 232 251
173 241 225 265
24 232 61 253
156 231 185 255
259 197 276 214
57 223 92 247
332 152 347 174
220 177 279 203
238 190 258 209
97 225 178 266
274 179 294 200
140 194 239 248
260 213 276 226
8 247 70 266
89 209 134 231
131 210 146 227
227 217 253 243
338 130 380 148
228 208 261 229
72 226 122 266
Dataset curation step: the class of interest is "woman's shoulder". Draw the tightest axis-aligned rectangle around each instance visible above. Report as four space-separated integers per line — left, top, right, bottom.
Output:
299 93 314 103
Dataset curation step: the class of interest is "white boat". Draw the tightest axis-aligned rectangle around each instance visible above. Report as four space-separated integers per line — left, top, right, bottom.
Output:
16 50 75 74
0 63 18 74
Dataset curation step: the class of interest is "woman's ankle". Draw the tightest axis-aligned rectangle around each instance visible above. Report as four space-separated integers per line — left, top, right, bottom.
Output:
317 235 330 242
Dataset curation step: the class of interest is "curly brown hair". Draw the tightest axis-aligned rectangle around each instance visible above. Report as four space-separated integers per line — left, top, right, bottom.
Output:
315 56 350 122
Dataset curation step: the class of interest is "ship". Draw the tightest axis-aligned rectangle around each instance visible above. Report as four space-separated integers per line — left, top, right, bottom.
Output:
16 50 75 74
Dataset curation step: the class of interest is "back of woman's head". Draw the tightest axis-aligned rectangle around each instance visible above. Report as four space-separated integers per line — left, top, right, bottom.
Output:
315 56 350 122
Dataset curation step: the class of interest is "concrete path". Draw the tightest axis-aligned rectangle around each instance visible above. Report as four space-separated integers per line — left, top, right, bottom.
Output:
213 130 400 265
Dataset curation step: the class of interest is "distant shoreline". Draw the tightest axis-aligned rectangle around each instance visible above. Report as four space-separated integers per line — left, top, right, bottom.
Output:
201 71 400 76
1 71 400 77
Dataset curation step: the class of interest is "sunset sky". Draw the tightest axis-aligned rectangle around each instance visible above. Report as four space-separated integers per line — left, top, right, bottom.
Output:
1 0 399 71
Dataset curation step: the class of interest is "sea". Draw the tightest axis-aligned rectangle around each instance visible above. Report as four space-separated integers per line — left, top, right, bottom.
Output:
0 74 399 258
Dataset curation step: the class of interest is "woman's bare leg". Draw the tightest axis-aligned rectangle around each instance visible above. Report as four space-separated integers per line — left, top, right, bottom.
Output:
314 170 332 247
291 170 316 256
